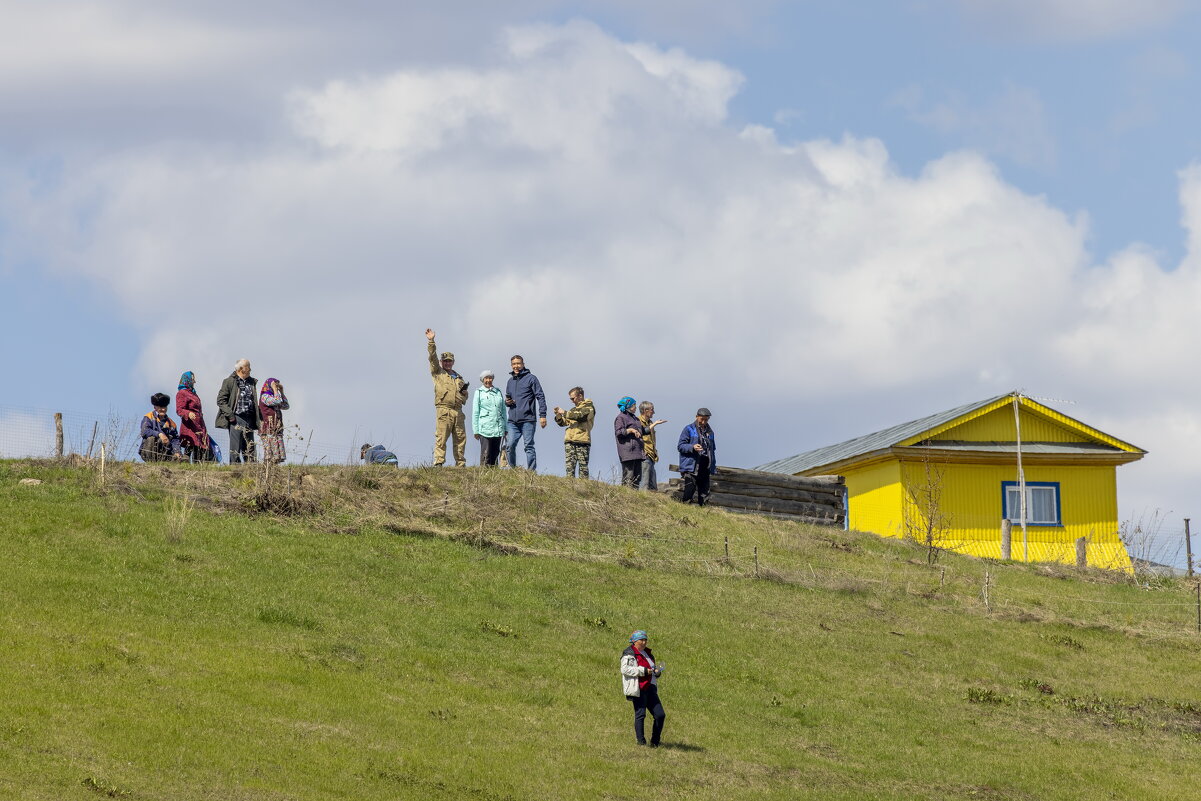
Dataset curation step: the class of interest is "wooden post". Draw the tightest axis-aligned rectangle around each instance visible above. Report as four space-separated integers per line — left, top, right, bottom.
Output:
1075 537 1088 569
1185 519 1194 579
54 413 64 459
724 536 729 561
1195 581 1200 633
982 571 991 612
99 443 106 487
85 421 98 460
1000 519 1012 561
753 546 759 577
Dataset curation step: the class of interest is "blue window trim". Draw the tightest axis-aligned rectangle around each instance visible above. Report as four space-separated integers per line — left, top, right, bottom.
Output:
1001 481 1063 527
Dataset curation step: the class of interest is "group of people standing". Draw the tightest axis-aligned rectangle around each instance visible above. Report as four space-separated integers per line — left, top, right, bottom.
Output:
138 359 290 465
425 330 717 503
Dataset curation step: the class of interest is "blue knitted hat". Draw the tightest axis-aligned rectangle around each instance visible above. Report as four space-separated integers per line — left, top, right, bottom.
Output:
629 630 648 643
617 396 636 413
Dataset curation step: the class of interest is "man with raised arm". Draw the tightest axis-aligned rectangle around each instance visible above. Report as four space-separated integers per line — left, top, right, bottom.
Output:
425 328 469 467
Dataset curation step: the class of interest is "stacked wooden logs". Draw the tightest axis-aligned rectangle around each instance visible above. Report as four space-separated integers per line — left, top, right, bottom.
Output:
663 465 845 527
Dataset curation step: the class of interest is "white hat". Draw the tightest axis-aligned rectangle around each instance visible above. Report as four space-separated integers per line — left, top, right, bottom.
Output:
480 369 495 380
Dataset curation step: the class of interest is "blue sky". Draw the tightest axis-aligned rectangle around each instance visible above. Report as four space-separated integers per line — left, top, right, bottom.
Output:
2 1 1198 564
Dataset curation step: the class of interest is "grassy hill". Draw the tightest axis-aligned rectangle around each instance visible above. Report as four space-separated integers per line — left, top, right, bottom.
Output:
3 459 1201 800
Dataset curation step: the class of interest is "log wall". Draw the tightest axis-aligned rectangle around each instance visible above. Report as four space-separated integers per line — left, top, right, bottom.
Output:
664 464 845 527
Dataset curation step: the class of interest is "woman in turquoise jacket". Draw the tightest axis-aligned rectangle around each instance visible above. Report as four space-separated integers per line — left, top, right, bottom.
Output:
473 370 507 466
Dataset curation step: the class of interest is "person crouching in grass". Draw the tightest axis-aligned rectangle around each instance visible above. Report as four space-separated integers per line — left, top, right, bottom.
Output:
140 393 182 462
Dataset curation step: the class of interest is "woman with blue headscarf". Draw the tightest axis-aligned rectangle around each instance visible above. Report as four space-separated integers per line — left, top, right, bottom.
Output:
175 371 213 462
614 396 645 488
620 630 666 746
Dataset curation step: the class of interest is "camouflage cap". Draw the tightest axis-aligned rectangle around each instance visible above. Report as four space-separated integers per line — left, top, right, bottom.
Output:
440 352 455 361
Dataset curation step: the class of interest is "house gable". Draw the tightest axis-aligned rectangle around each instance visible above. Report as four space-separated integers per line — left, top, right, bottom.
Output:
897 396 1143 453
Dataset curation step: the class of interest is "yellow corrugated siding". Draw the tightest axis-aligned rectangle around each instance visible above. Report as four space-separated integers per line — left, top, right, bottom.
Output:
844 461 905 538
897 461 1130 571
939 406 1083 443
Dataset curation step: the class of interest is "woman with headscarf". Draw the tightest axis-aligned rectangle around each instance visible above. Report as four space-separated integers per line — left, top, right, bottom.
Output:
620 630 666 747
258 377 290 465
175 371 212 462
614 396 645 488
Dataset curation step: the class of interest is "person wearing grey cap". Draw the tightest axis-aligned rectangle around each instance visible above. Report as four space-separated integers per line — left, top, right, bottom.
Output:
472 369 506 467
677 408 716 505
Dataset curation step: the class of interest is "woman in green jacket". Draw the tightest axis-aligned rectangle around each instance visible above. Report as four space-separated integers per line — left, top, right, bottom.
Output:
473 370 506 466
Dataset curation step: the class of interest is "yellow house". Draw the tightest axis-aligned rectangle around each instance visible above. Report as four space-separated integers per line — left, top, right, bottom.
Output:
757 393 1146 570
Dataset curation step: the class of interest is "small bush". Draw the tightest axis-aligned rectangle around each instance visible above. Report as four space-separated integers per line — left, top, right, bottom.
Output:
1042 633 1084 651
966 687 1007 705
480 621 518 638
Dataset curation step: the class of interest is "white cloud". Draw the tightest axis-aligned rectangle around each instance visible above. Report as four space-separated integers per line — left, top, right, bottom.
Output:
6 20 1201 525
892 83 1057 170
948 0 1186 41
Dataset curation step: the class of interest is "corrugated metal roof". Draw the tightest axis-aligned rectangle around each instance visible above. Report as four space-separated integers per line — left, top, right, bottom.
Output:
756 394 1013 475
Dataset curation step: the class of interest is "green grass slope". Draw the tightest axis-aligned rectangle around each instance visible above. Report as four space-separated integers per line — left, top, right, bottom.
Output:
2 459 1200 800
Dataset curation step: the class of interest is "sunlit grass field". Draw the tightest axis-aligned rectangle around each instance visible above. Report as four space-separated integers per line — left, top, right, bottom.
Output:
3 459 1200 800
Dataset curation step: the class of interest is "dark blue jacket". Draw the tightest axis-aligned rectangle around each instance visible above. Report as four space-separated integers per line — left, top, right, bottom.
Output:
505 369 547 424
140 412 181 455
677 422 716 474
363 445 398 465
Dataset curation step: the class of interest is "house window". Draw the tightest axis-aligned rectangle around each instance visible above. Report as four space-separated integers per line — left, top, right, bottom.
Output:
1002 481 1061 526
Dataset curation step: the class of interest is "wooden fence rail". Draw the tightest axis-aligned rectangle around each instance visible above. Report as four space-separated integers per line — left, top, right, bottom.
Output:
663 465 845 527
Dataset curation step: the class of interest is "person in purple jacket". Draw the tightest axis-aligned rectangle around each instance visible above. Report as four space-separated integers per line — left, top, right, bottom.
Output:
139 393 182 462
614 396 646 488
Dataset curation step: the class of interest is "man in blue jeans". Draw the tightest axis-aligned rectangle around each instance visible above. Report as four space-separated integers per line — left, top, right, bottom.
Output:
504 354 547 470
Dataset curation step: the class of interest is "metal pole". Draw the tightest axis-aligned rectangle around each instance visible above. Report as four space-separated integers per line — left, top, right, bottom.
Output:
1013 395 1027 562
1185 519 1194 579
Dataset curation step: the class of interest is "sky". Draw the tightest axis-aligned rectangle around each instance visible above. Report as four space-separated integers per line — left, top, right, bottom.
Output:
2 0 1199 564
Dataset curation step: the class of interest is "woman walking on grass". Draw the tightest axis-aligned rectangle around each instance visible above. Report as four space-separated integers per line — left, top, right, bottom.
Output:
620 630 665 747
258 378 290 464
175 371 213 462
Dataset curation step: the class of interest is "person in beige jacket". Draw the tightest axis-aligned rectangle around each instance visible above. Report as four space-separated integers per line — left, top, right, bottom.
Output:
425 328 469 466
553 387 595 478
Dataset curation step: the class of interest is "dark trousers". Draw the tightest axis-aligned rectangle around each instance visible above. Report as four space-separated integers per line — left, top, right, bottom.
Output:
139 437 173 463
228 415 257 464
184 443 213 463
680 456 711 504
621 459 643 488
480 436 502 467
629 685 665 745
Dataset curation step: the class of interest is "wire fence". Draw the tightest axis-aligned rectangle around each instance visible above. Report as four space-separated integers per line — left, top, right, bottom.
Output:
0 403 429 467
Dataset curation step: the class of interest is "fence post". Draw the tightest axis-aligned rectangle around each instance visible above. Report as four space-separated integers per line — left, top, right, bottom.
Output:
85 421 98 460
99 443 106 487
1195 581 1200 633
54 413 64 459
1000 519 1012 561
1185 519 1194 579
1075 537 1088 569
982 570 991 612
724 536 729 561
753 546 759 578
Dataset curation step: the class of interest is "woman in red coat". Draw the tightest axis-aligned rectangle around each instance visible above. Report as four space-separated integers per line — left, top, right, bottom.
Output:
176 371 212 462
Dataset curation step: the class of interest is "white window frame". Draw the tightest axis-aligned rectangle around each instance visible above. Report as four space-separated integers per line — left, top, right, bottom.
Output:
1002 481 1061 526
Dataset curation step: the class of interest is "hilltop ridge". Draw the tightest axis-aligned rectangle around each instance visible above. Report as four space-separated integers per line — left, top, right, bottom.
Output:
2 459 1200 800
